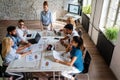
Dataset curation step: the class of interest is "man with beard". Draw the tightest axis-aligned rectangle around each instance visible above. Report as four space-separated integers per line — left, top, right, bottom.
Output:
6 26 30 50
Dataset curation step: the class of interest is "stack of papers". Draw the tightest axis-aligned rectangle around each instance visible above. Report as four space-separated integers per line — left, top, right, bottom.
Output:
52 50 70 62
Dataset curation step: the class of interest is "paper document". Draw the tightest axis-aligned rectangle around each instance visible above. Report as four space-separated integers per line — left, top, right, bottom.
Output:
11 58 40 68
53 50 70 61
55 42 65 51
30 43 44 52
40 60 52 70
26 53 41 62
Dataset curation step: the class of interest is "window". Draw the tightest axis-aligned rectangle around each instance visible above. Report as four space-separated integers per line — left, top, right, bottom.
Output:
105 0 120 28
99 0 120 29
83 0 92 6
99 0 120 44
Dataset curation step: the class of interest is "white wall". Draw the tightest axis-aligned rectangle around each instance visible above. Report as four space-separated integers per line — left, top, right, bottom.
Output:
63 0 78 10
0 0 64 20
110 31 120 80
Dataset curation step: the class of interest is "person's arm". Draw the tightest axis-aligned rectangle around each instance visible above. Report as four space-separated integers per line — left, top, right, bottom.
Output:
21 50 32 57
60 36 69 47
66 44 72 53
50 12 53 31
50 23 53 31
40 21 44 31
16 43 31 53
20 40 31 46
60 36 69 41
40 12 44 31
55 56 77 66
16 46 27 53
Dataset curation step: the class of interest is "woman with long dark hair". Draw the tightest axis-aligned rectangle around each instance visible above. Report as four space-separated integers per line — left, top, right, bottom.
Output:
55 36 84 80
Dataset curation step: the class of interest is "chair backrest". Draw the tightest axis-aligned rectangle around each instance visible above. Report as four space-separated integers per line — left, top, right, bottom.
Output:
0 42 4 61
82 50 91 73
78 29 82 37
0 42 2 55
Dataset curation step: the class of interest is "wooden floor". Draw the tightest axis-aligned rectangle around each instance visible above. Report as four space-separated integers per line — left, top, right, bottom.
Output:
0 20 117 80
80 26 117 80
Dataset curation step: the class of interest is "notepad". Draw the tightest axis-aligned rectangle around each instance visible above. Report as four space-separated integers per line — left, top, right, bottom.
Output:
53 50 71 62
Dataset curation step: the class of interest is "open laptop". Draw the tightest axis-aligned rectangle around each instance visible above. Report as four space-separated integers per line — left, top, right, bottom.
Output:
27 32 41 44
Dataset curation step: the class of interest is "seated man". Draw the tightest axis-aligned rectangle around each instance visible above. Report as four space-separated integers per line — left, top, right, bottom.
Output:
16 19 28 41
60 24 79 47
6 26 30 50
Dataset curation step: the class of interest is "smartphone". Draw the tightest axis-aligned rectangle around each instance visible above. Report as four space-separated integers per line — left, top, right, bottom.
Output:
54 38 59 40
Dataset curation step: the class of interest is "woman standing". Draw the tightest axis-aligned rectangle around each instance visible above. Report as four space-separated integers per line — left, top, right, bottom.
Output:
40 1 53 30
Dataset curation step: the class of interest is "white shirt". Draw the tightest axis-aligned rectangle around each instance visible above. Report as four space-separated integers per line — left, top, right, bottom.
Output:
3 48 21 66
16 27 26 41
68 30 79 42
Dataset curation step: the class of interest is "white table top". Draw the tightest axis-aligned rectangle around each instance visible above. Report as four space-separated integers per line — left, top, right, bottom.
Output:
6 30 73 72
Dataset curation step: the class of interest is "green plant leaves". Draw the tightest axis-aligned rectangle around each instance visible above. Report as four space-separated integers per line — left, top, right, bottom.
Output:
82 5 91 14
105 27 119 40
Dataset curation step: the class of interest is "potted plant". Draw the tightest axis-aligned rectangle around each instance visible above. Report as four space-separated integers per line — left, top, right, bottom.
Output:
105 26 119 41
81 5 91 33
82 5 91 14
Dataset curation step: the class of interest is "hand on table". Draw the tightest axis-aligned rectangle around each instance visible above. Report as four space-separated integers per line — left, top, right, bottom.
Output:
60 39 64 44
55 59 59 63
50 28 53 31
26 43 31 47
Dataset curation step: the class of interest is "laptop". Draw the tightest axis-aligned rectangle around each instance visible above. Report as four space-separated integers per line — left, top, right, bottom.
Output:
27 33 41 44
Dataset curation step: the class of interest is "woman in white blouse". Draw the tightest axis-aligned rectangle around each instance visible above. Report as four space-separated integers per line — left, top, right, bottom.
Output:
2 37 31 80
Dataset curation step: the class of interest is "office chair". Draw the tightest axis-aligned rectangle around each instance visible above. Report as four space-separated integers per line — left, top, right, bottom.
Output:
0 42 12 80
73 50 92 80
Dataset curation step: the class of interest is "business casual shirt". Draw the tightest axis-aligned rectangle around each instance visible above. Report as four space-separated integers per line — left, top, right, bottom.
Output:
3 47 21 66
16 27 26 41
40 10 52 26
6 34 21 49
67 30 79 42
70 46 84 71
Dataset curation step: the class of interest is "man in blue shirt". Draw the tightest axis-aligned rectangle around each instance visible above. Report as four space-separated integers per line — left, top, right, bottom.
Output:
6 26 21 49
40 1 53 30
6 26 30 50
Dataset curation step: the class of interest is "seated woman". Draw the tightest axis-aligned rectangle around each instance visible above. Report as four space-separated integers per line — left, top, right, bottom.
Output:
2 37 32 80
55 36 84 80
